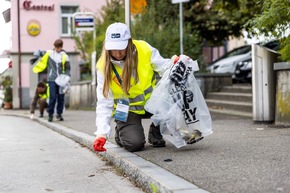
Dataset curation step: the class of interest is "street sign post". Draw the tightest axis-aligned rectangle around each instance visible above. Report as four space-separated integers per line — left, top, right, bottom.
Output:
125 0 130 27
172 0 190 54
73 12 96 85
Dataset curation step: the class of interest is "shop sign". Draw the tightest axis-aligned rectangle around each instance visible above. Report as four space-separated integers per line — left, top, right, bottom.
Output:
27 20 41 36
23 0 54 11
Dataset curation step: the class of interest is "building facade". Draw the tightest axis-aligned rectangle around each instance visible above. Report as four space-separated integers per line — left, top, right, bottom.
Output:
10 0 106 109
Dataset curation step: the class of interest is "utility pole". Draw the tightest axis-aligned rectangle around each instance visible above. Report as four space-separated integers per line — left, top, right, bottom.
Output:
73 12 96 85
172 0 190 55
125 0 130 27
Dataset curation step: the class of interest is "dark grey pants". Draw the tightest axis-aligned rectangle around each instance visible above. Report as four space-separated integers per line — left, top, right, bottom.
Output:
114 112 155 152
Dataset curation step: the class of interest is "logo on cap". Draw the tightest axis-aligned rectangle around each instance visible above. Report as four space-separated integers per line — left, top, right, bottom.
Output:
111 33 121 39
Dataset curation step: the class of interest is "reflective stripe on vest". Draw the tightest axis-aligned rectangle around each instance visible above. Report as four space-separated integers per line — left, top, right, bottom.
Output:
97 40 156 115
113 75 154 109
61 55 66 73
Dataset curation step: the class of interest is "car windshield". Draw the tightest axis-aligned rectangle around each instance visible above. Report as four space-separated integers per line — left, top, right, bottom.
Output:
207 40 280 70
225 46 252 57
262 40 280 51
209 45 251 65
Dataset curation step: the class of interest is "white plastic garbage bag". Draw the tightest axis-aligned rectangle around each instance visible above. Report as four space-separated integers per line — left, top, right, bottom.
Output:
55 74 70 87
145 55 213 148
55 74 71 94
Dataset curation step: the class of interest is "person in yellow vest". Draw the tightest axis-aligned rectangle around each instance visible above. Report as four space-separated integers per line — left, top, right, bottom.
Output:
33 39 70 122
93 22 175 152
30 82 49 119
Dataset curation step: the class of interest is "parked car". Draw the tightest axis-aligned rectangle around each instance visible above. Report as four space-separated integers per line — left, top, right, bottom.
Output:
207 45 251 73
209 40 279 82
234 40 280 83
211 52 250 75
234 58 252 83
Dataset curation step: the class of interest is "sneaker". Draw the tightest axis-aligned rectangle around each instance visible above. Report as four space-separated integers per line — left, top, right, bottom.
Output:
184 130 204 144
148 124 166 147
56 114 64 121
39 113 44 118
48 115 53 122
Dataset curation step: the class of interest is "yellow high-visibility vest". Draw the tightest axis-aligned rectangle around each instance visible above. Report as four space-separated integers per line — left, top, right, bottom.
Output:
97 40 156 115
33 51 67 73
38 83 50 99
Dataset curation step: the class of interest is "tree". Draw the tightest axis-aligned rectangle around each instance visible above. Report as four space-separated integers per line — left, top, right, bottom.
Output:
73 30 94 80
72 0 263 74
131 1 204 68
245 0 290 61
72 0 125 80
131 0 147 15
184 0 262 46
94 0 125 56
73 0 204 71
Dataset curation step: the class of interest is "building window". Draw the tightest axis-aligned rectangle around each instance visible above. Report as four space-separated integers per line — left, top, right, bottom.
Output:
61 6 79 37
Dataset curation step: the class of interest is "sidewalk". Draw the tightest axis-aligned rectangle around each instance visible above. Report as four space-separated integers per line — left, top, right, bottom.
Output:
1 109 290 193
0 114 143 193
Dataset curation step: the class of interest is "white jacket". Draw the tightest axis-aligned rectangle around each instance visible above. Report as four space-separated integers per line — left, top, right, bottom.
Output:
95 42 172 137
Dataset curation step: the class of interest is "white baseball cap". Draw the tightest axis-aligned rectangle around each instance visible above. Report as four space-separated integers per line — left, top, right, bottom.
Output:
105 22 131 50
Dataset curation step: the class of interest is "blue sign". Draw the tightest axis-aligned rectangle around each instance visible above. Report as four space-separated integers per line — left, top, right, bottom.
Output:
74 15 95 31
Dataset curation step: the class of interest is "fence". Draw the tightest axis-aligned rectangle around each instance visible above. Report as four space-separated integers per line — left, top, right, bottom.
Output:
68 74 232 109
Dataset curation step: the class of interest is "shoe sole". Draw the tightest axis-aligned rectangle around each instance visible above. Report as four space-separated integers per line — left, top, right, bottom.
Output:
56 117 64 121
148 139 166 147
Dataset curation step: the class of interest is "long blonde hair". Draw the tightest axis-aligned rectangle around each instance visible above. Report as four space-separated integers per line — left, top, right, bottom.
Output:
102 38 138 98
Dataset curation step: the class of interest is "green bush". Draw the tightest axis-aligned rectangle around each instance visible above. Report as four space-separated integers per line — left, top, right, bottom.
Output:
2 76 12 103
4 86 12 103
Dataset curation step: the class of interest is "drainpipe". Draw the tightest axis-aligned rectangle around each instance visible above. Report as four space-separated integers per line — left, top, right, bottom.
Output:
125 0 130 27
17 0 22 108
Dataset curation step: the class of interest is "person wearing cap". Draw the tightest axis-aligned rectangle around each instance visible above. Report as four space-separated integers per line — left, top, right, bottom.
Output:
93 22 175 152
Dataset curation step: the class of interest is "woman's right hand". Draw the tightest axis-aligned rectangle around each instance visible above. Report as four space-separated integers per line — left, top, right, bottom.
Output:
93 135 107 152
171 55 180 64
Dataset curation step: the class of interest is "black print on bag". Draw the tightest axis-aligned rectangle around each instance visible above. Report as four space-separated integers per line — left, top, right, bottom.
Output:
169 60 199 125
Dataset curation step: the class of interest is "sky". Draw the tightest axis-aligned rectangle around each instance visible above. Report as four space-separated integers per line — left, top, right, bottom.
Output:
0 0 12 54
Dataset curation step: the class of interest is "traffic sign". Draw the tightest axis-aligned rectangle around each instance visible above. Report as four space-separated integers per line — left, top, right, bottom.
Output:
74 15 94 32
172 0 190 4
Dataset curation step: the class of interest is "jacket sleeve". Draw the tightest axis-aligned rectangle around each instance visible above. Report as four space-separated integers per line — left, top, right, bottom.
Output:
146 43 172 76
94 70 114 138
